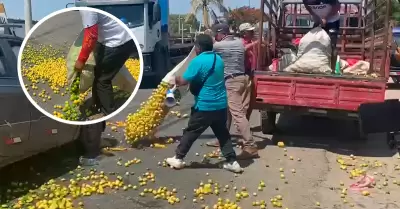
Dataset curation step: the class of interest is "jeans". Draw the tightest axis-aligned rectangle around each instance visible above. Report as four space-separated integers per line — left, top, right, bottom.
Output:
175 108 236 162
79 121 106 159
92 40 135 115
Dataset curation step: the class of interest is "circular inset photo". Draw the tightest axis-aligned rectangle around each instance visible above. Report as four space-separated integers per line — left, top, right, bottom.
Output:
18 7 143 125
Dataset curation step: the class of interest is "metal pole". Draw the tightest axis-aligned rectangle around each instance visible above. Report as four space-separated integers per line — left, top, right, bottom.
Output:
257 0 265 72
178 15 181 35
181 20 184 44
24 0 33 35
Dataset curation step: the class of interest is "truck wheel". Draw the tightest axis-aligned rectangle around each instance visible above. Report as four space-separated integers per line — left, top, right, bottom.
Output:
260 111 277 134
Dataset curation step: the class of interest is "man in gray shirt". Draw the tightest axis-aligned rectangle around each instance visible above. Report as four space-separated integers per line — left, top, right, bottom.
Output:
206 23 259 159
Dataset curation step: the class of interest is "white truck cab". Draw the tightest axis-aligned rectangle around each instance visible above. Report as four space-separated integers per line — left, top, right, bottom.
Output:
73 0 169 80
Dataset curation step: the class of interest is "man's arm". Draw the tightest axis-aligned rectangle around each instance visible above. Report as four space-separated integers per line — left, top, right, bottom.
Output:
176 59 199 86
326 0 340 19
302 0 321 22
77 24 99 64
244 41 258 51
175 76 189 86
75 11 99 71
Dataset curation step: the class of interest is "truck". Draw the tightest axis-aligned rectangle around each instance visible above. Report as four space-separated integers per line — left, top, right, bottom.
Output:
253 0 392 139
70 0 193 82
0 28 81 169
390 27 400 84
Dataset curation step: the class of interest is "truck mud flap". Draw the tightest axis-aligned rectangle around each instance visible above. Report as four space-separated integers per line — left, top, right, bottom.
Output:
359 99 400 134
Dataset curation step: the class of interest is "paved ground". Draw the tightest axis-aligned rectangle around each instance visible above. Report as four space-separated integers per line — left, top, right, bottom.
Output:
1 87 400 209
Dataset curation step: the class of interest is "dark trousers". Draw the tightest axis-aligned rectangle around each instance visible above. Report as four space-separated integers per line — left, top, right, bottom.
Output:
79 121 106 158
93 40 135 115
175 108 236 162
314 20 340 70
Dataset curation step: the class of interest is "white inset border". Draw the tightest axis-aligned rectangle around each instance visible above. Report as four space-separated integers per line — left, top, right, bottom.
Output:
17 6 144 126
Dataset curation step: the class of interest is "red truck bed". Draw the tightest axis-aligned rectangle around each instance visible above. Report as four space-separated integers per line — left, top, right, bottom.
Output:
253 73 386 112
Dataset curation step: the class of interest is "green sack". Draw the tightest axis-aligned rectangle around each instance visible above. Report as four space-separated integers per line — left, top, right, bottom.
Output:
66 30 137 94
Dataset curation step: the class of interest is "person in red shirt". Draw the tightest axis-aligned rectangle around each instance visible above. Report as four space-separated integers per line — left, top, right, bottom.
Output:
239 23 259 120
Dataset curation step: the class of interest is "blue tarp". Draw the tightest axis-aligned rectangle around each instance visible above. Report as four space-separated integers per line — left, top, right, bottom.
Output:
159 0 168 33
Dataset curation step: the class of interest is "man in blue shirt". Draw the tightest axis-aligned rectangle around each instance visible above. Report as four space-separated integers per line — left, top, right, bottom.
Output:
166 34 243 173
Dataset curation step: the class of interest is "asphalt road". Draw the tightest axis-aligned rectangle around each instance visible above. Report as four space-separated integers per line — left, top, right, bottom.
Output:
2 8 400 209
1 89 400 209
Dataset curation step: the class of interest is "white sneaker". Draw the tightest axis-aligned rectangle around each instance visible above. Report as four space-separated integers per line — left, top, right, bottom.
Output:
166 156 185 169
223 161 244 173
79 156 100 166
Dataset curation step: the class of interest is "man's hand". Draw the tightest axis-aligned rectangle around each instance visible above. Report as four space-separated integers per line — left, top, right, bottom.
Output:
320 18 327 27
74 60 85 72
175 76 189 86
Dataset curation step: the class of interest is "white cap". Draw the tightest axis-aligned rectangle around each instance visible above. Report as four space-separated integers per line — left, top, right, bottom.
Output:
239 23 255 32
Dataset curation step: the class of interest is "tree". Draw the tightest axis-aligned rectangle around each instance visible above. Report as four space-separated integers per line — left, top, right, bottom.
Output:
391 0 400 24
169 14 200 36
228 6 264 32
185 0 228 29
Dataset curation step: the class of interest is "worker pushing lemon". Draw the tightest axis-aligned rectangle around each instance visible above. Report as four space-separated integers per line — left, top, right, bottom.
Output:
70 9 137 166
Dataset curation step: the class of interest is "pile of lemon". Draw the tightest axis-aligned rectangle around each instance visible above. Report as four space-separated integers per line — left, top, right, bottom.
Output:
124 58 140 80
1 166 136 209
21 43 141 121
124 82 170 144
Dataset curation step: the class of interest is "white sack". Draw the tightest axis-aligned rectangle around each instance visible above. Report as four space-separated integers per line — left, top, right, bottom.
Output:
283 27 332 74
162 46 197 100
343 61 370 75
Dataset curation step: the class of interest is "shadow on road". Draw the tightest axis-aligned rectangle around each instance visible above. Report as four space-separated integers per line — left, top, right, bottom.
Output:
268 113 396 158
0 141 81 204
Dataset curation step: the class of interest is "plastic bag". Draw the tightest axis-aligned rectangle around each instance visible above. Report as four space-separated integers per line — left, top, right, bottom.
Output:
67 30 136 93
283 27 332 74
162 46 196 101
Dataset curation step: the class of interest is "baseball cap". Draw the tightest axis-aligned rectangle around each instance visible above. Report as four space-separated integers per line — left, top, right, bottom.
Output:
212 23 230 34
239 23 255 32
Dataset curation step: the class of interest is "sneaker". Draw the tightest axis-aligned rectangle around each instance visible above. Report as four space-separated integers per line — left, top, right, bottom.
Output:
223 161 244 173
79 156 100 166
166 156 185 169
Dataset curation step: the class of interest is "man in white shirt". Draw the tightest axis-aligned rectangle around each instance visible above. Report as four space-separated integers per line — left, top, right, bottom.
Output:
75 10 135 166
76 10 135 117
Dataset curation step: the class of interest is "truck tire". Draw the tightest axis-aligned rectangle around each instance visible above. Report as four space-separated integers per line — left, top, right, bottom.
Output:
260 110 277 134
